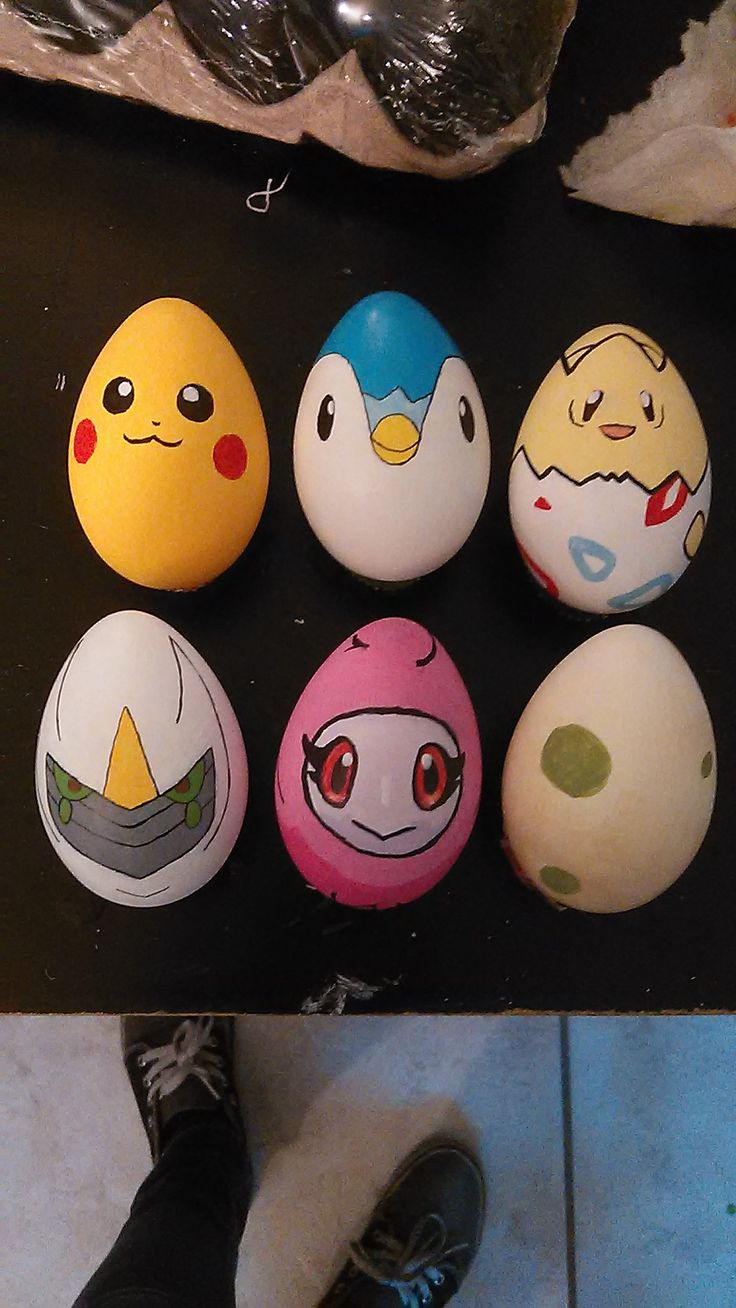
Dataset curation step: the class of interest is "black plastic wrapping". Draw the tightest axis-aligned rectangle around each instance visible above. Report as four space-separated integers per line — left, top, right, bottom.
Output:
2 0 576 175
339 0 575 154
11 0 155 53
172 0 346 106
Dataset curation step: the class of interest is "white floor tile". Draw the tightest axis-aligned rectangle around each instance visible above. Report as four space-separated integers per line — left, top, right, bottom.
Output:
236 1017 567 1307
1 1015 567 1308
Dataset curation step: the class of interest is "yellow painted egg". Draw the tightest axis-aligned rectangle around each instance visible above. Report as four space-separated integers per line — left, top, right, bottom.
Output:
69 298 269 590
508 325 710 613
502 625 716 913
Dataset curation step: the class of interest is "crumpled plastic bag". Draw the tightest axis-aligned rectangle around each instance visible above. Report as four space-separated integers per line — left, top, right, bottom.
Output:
561 0 736 227
0 0 576 178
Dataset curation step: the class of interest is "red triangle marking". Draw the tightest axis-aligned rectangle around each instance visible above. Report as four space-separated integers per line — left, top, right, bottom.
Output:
534 496 552 511
645 475 688 527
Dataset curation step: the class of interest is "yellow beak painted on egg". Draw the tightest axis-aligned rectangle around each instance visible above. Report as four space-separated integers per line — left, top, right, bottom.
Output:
103 707 157 809
370 414 421 466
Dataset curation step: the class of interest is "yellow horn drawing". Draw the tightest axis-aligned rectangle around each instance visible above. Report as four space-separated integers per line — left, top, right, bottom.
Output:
103 707 157 809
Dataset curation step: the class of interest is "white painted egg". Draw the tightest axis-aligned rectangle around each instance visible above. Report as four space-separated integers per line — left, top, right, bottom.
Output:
501 625 716 913
294 291 491 584
508 324 711 613
35 610 248 907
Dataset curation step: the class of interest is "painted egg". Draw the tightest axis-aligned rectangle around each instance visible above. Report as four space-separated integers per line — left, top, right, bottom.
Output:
69 298 269 590
35 611 248 907
501 625 716 913
275 617 482 908
293 292 491 584
508 324 711 614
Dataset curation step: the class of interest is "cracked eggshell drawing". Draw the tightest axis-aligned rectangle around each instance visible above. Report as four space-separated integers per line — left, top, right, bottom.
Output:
293 292 491 585
508 324 711 614
69 298 269 590
275 617 482 909
35 611 248 907
501 625 716 914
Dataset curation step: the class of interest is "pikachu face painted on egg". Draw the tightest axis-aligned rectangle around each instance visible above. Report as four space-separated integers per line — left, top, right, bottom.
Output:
508 325 711 614
69 299 269 590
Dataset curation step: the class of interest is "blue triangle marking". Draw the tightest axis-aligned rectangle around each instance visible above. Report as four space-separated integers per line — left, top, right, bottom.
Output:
608 575 674 610
568 536 617 583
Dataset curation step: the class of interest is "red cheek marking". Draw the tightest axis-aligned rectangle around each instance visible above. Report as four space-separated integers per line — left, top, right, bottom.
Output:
213 434 247 481
534 496 552 510
74 419 97 464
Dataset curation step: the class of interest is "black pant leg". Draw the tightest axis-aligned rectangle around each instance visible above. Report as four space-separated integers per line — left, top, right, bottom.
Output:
73 1117 252 1308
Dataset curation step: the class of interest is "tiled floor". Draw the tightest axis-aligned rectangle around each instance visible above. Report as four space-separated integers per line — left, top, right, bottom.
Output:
1 1016 734 1307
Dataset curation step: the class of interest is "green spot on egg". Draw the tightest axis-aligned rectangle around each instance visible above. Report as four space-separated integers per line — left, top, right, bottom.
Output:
727 1204 736 1216
542 724 612 798
59 797 72 825
701 751 713 779
541 865 581 896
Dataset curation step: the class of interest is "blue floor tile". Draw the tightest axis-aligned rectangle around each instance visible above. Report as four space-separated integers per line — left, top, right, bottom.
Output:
569 1017 736 1308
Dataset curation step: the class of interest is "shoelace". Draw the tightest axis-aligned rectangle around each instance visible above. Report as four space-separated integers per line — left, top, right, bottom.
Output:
350 1211 467 1307
137 1017 227 1106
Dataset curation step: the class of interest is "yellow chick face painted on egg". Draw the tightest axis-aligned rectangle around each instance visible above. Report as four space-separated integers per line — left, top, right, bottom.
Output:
509 324 711 615
514 323 708 493
69 298 269 590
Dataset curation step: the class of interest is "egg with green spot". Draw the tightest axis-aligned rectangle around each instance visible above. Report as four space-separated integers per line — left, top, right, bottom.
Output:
502 625 716 913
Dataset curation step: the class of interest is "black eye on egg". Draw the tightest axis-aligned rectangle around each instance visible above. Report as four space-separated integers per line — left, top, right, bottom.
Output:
103 376 135 414
317 395 335 441
176 384 214 422
640 390 656 422
459 395 475 442
582 389 604 422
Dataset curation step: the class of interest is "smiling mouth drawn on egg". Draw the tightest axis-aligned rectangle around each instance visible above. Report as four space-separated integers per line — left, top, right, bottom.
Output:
351 818 418 841
123 433 183 448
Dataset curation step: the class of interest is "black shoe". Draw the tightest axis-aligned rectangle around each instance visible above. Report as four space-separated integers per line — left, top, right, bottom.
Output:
121 1015 243 1162
319 1138 485 1306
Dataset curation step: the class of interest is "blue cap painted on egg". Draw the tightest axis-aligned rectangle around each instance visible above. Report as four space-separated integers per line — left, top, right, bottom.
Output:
318 291 462 402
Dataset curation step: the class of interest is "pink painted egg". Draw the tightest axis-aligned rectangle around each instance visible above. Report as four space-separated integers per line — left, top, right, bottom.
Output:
275 617 481 909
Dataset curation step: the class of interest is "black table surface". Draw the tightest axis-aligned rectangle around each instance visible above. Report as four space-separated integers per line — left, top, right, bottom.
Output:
2 0 734 1014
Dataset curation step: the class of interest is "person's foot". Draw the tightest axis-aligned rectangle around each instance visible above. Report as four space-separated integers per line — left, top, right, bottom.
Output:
319 1139 485 1306
121 1015 243 1162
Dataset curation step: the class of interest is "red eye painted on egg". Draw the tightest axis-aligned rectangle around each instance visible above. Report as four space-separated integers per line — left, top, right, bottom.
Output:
213 434 247 480
317 737 357 808
413 743 453 811
74 419 97 464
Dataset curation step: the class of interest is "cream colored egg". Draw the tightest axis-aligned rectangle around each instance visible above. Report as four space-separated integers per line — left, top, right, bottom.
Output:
501 625 716 913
